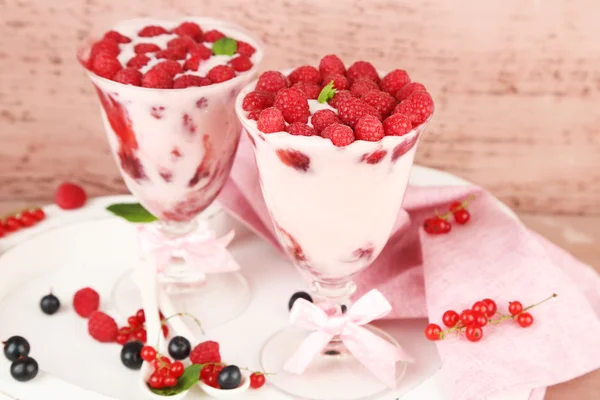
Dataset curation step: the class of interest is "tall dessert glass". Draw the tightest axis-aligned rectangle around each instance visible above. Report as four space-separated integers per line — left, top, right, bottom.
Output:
236 76 431 399
79 17 263 329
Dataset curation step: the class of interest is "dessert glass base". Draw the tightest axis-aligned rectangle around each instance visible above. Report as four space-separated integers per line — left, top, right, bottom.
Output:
112 269 249 333
260 325 407 400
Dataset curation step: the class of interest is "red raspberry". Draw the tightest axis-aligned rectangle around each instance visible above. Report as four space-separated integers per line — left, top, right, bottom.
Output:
274 88 310 123
183 57 202 72
152 60 183 77
256 71 288 93
156 46 187 61
257 107 285 133
288 65 321 85
393 91 434 126
292 81 320 100
207 65 236 83
383 113 412 136
88 311 118 343
55 182 87 210
362 90 397 117
242 91 274 112
134 43 160 54
173 21 203 41
328 90 354 109
138 25 168 37
73 287 100 318
354 115 384 141
286 123 316 136
350 79 379 97
319 54 346 76
173 75 212 89
395 82 426 101
337 97 382 128
204 30 225 42
380 69 411 96
247 110 260 120
113 68 142 86
236 40 256 57
90 39 120 59
91 54 122 79
104 30 131 44
311 109 340 133
347 61 380 84
276 149 311 171
142 69 174 89
126 54 150 69
229 55 253 72
190 341 221 364
189 44 212 60
322 73 349 90
167 36 196 52
322 123 355 147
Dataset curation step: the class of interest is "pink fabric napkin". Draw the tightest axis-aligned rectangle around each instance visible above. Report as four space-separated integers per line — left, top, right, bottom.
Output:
219 134 600 400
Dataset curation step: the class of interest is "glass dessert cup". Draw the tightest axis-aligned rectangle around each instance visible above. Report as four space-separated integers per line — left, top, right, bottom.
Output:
79 17 264 330
235 80 430 399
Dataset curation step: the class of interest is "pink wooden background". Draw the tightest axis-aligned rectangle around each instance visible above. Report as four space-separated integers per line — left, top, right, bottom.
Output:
0 0 598 398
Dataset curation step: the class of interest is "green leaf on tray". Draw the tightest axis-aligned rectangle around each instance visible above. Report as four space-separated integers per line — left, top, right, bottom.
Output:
212 37 238 56
317 80 337 103
149 364 202 396
106 203 157 223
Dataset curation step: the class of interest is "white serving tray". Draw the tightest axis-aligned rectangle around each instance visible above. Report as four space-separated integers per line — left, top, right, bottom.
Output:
0 166 531 400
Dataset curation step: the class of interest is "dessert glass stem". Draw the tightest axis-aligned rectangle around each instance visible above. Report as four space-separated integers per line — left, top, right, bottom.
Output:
310 280 356 355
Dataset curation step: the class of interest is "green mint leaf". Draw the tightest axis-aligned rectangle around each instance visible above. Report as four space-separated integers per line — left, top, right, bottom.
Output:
106 203 157 223
317 80 337 104
149 364 202 396
212 37 238 56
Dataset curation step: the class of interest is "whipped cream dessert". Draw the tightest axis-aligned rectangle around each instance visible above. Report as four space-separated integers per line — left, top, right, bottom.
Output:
80 18 263 221
235 57 432 279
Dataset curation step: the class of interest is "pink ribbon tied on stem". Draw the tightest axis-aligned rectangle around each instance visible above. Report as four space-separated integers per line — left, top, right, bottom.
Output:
137 223 240 275
284 289 414 388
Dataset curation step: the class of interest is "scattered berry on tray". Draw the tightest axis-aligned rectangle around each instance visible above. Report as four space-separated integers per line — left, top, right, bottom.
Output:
55 182 87 210
73 287 100 318
3 336 31 362
88 311 118 343
40 292 61 315
121 340 145 370
10 356 39 382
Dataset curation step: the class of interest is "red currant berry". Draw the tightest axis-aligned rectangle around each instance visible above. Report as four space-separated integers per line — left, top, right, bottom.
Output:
148 373 164 389
164 376 178 387
516 312 534 328
136 309 146 323
200 365 215 381
482 299 497 317
0 225 6 238
128 316 142 327
4 217 21 232
31 208 46 221
159 356 171 366
437 218 452 234
442 310 460 328
473 312 488 327
158 367 170 377
454 209 470 224
472 301 489 316
508 301 523 316
465 325 483 342
141 346 157 362
250 372 266 389
18 212 37 227
424 323 442 341
116 334 129 345
204 373 219 388
423 217 438 234
460 310 476 326
162 325 169 338
449 201 463 213
134 329 147 342
170 361 185 378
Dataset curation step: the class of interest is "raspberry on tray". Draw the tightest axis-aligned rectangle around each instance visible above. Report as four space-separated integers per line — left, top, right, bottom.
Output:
82 19 260 88
240 55 434 147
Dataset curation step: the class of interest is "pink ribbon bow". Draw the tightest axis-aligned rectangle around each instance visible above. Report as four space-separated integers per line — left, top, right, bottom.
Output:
137 223 240 274
284 289 414 388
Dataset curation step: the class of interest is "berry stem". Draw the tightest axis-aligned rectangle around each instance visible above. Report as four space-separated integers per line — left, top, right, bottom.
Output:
439 194 476 220
153 312 204 349
523 293 557 312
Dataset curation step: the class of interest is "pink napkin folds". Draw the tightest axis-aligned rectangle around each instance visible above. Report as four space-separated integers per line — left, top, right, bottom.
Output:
219 134 600 400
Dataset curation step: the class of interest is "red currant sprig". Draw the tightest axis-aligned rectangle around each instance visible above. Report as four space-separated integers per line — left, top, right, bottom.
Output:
423 195 475 235
141 347 185 389
0 208 46 238
116 309 168 345
425 294 557 342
